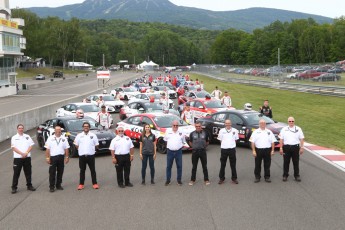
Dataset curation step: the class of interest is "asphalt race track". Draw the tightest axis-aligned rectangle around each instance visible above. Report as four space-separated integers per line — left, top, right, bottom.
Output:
0 72 344 230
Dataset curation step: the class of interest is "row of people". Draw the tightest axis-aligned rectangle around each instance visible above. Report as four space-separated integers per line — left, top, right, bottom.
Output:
10 116 304 193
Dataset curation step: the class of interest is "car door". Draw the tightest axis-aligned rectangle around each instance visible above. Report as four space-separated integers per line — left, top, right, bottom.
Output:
228 114 247 143
209 112 229 139
126 116 143 142
126 102 138 117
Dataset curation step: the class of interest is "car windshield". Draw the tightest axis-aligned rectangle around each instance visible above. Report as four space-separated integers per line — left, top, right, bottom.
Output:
243 113 275 125
194 91 210 98
147 94 161 99
65 119 98 131
78 104 100 113
153 116 188 128
123 87 137 92
203 100 226 108
144 102 165 111
101 95 115 101
156 86 167 91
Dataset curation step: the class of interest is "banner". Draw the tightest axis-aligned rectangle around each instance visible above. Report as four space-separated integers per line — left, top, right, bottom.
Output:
97 70 110 79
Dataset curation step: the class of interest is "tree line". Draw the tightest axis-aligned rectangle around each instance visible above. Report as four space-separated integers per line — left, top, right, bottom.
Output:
13 9 345 67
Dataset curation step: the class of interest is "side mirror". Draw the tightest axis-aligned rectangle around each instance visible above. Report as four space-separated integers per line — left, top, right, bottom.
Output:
138 108 145 113
150 124 154 129
198 106 204 109
236 123 244 126
192 96 196 99
71 110 76 113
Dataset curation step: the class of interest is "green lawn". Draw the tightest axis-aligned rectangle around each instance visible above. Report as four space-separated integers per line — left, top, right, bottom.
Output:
190 73 345 152
16 68 90 79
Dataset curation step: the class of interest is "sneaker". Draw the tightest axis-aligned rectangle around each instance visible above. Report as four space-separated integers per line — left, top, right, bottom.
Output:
11 188 17 194
232 179 239 184
50 188 55 193
56 186 64 190
282 177 288 182
265 178 271 183
141 180 146 185
165 180 171 186
77 184 84 190
294 176 301 182
118 184 125 188
218 180 224 185
205 181 210 186
254 178 260 183
177 181 183 186
93 184 99 189
27 186 36 191
125 183 133 187
151 179 155 185
188 181 195 186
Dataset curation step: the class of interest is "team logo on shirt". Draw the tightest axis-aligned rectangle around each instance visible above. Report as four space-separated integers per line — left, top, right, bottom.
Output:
268 132 270 135
26 137 29 140
233 132 235 135
126 137 129 140
179 133 182 136
90 136 93 139
62 139 65 142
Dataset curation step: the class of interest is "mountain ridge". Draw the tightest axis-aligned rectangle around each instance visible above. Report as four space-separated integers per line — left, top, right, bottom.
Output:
24 0 333 31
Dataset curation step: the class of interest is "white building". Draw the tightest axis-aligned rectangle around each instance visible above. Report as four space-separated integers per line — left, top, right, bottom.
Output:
0 0 25 97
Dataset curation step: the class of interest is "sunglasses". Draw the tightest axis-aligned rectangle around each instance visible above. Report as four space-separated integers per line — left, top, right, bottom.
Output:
288 121 295 123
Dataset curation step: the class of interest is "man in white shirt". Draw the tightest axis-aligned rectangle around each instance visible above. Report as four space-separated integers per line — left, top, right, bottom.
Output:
74 122 99 190
221 91 232 108
164 120 186 186
279 117 305 182
109 127 134 188
217 119 239 184
211 86 222 100
180 102 194 125
97 105 112 130
45 126 70 192
11 124 36 194
250 119 277 183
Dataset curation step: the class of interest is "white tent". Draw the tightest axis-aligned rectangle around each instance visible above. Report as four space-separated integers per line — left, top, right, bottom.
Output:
137 60 159 71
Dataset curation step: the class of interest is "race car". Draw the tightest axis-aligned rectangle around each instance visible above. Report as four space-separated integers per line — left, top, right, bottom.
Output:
86 94 125 113
117 113 195 153
56 103 113 128
150 86 177 99
110 87 140 100
178 98 233 120
36 116 116 157
131 83 151 93
128 93 175 109
119 101 179 120
178 90 212 105
197 110 287 147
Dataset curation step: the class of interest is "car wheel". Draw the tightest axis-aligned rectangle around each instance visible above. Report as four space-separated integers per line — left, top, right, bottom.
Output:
69 144 78 158
124 95 128 100
156 137 167 154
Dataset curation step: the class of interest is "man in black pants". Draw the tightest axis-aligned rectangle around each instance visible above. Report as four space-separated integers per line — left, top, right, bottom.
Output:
109 127 134 188
188 121 210 185
217 119 240 184
44 126 70 192
74 122 99 190
250 119 277 183
279 117 305 182
11 124 36 194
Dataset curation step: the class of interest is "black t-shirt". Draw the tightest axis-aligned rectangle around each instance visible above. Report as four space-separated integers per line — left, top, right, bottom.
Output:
140 133 156 155
260 106 273 118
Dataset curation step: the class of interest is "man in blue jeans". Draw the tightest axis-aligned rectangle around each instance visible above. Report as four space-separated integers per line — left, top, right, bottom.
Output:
164 120 186 186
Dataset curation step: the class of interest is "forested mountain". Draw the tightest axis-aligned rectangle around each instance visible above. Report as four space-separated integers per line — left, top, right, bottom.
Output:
24 0 332 31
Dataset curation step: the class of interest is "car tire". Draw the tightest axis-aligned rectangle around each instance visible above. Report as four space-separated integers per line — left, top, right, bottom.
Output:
156 137 167 154
69 144 78 158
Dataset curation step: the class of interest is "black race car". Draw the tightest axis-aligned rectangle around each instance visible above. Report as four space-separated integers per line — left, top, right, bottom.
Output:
197 110 287 148
36 116 116 157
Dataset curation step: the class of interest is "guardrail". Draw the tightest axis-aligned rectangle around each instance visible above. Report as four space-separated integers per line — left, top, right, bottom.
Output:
196 72 345 98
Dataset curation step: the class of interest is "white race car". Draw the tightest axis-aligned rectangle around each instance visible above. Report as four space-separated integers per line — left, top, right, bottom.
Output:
86 94 125 113
128 93 175 109
149 86 177 99
110 87 140 100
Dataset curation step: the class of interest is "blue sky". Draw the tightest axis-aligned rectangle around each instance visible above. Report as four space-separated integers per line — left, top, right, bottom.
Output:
10 0 345 18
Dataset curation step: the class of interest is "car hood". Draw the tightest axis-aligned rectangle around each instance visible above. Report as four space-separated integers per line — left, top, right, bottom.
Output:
105 101 125 106
250 122 286 134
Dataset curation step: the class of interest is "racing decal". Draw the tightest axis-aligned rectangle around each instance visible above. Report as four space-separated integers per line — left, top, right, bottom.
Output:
239 130 246 135
212 127 221 135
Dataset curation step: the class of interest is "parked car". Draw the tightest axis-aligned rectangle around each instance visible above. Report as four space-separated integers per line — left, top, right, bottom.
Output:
36 116 115 157
119 101 179 120
110 87 140 100
297 70 326 79
35 74 46 80
312 73 341 82
86 94 125 113
327 67 344 74
128 93 175 109
197 110 286 147
117 113 195 153
178 90 212 105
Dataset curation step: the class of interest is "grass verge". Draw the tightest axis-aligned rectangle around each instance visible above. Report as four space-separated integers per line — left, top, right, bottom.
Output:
16 68 90 79
191 73 345 152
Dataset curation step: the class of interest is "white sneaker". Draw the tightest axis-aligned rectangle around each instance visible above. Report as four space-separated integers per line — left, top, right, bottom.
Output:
188 181 195 186
205 181 210 186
